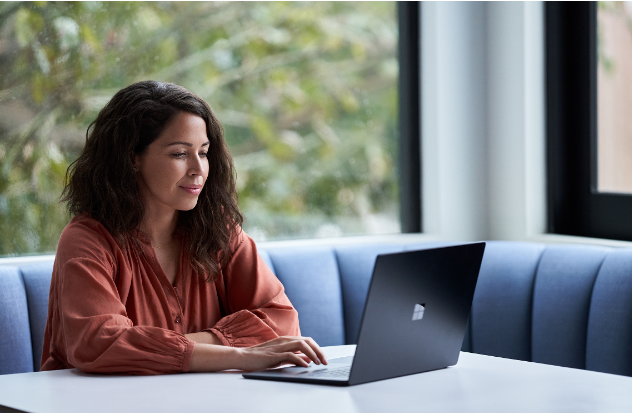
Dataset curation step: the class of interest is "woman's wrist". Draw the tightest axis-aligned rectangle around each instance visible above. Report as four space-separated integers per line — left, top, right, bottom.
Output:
184 331 222 345
189 343 243 372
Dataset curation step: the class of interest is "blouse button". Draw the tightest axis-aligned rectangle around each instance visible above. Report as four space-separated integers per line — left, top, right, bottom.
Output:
175 316 181 324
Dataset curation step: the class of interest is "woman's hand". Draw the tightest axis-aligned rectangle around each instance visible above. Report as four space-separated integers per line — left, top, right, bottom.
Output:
236 336 328 371
188 336 327 372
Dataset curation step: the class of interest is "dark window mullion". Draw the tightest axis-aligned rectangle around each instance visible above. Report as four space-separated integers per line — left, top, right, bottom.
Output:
398 2 421 233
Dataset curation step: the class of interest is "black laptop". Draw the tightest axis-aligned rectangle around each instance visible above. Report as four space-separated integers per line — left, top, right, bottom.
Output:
243 242 485 386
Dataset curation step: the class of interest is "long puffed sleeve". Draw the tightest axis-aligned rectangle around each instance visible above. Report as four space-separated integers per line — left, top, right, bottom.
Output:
41 216 194 375
206 231 301 347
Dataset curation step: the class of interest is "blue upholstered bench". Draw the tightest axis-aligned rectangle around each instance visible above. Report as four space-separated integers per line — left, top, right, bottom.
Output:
2 241 632 376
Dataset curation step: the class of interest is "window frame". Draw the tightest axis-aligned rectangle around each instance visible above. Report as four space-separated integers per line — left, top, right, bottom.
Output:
546 1 632 241
397 1 422 234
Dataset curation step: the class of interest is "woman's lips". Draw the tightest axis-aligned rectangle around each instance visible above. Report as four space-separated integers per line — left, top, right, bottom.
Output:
180 185 202 195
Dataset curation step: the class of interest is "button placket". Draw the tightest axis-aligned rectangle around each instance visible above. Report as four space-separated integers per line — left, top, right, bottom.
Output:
173 286 184 329
142 239 185 331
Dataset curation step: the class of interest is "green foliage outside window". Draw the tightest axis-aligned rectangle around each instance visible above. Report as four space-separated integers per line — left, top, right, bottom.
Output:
0 1 399 255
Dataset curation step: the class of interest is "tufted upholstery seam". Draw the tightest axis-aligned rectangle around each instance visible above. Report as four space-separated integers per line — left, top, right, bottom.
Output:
528 246 547 362
332 249 348 345
462 316 472 353
18 269 34 372
20 268 38 373
582 250 608 369
17 269 34 372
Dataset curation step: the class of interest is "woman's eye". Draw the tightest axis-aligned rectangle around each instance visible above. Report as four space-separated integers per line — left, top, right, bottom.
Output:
171 153 186 158
200 152 208 158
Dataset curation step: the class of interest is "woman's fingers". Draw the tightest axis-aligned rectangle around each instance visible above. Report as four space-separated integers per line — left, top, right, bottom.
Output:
242 336 328 370
301 336 328 365
286 352 310 368
266 336 327 365
294 338 326 365
285 336 328 365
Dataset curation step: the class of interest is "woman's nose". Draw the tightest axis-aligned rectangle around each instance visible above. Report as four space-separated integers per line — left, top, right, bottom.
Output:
188 155 206 175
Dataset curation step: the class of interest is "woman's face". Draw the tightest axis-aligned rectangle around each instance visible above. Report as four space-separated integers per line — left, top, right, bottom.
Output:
134 111 210 215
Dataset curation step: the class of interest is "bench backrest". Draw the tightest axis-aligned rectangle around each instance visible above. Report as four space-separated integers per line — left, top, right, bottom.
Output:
2 241 632 376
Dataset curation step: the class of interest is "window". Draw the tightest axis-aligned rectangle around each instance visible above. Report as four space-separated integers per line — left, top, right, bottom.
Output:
547 1 632 241
0 2 419 256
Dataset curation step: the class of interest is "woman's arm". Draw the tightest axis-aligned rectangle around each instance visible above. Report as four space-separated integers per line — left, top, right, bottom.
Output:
184 230 329 371
205 231 301 347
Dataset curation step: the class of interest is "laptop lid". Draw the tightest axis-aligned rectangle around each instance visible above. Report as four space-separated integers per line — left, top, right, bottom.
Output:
348 242 485 385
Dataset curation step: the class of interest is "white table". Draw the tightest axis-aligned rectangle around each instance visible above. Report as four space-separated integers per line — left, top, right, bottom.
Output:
1 345 631 413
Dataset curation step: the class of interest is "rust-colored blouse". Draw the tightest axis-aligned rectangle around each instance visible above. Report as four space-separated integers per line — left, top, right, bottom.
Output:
40 215 300 375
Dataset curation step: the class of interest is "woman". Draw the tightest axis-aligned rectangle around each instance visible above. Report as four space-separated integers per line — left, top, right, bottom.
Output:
40 80 327 374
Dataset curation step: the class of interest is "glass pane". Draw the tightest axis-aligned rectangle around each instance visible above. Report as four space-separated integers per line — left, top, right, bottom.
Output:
597 1 632 193
0 1 399 255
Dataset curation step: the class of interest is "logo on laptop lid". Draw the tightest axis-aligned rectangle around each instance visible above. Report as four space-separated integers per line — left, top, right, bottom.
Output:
412 303 425 321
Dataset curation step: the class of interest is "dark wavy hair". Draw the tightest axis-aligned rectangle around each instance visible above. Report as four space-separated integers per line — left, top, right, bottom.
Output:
62 80 243 281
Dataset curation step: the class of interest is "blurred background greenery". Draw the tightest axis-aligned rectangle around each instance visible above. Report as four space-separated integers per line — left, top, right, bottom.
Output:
0 1 399 255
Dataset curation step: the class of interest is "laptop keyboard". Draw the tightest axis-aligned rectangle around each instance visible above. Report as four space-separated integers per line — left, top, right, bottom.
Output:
307 366 351 378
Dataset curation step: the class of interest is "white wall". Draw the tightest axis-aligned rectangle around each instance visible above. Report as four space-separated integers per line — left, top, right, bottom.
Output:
422 1 489 241
423 0 518 242
486 1 546 241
